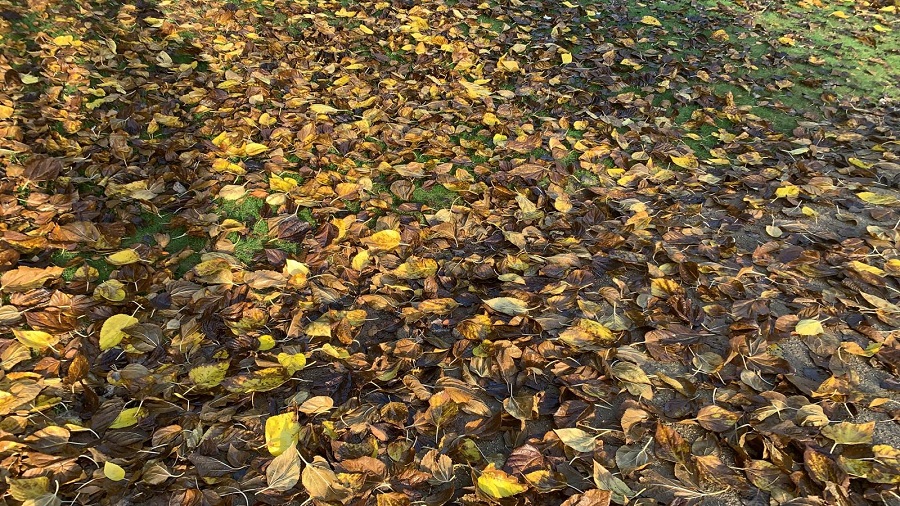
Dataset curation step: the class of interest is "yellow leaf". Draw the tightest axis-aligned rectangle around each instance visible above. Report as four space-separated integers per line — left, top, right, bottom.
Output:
243 142 268 156
482 112 500 126
222 367 288 393
669 154 698 169
52 35 74 46
801 206 819 217
483 296 530 316
21 74 40 84
109 407 147 429
392 258 438 279
559 319 615 351
310 104 340 114
711 29 729 41
257 334 276 351
7 476 50 500
104 461 126 481
283 259 309 277
829 10 849 18
365 229 401 250
99 314 139 350
775 185 801 199
359 24 374 35
848 260 884 277
266 412 301 456
218 185 247 200
560 52 573 64
498 57 519 72
189 362 230 388
640 15 662 26
95 279 127 301
795 319 824 336
778 35 797 46
12 329 59 350
848 157 872 169
858 191 900 206
107 249 141 265
477 464 527 499
277 352 307 374
351 249 371 270
873 24 890 33
305 319 332 337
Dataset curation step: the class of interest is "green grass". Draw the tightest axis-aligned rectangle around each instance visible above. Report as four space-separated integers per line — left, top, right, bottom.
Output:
119 212 208 276
412 184 456 210
218 196 265 223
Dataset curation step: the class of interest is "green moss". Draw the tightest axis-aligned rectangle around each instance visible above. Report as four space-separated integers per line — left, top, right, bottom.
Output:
174 252 202 278
412 184 456 210
218 196 265 223
298 208 316 226
270 239 299 255
233 236 265 265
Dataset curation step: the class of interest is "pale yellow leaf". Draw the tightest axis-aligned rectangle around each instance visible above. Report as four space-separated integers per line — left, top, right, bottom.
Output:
103 462 126 481
12 329 59 350
99 314 139 350
795 319 824 336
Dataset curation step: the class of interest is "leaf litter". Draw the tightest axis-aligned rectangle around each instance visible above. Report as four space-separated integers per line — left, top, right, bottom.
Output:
0 0 899 504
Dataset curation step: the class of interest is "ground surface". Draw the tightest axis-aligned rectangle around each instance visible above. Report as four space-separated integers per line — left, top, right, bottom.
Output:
1 0 899 504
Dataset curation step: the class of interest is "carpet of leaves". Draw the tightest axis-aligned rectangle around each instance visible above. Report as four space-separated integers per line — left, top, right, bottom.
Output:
1 0 900 504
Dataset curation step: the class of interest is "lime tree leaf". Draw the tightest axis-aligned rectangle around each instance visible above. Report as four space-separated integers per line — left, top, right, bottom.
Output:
99 314 139 350
821 421 875 446
554 428 597 452
265 412 300 456
795 319 824 336
477 463 527 499
104 461 126 481
302 455 351 502
483 296 530 316
266 442 301 492
12 329 59 350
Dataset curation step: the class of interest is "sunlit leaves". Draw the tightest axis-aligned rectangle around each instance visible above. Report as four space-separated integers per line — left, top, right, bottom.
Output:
103 462 126 482
821 421 875 447
795 319 824 336
483 297 530 316
363 229 401 251
99 314 139 350
188 362 230 389
477 464 527 499
109 407 147 429
13 329 58 350
265 412 300 456
2 0 898 503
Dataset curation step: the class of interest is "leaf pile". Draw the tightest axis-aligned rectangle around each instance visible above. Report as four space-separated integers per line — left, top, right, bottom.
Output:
1 0 899 504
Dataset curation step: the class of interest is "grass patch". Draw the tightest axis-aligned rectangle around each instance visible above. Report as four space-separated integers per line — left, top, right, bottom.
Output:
218 196 265 223
412 183 456 210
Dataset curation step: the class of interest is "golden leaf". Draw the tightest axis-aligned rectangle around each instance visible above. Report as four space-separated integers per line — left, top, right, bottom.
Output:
12 329 59 350
265 412 301 456
795 319 824 336
365 229 401 250
99 314 139 350
477 464 527 499
277 352 307 374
